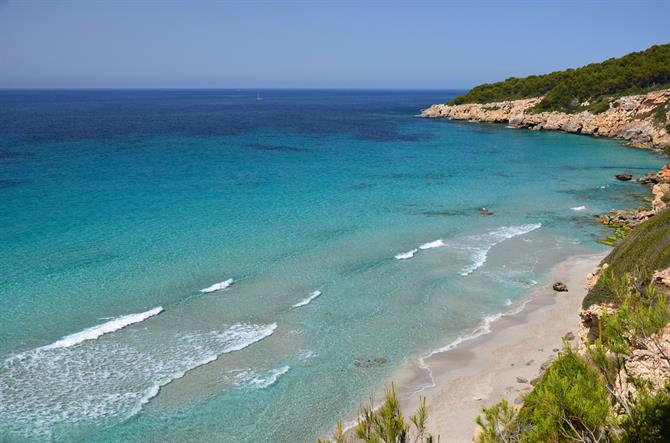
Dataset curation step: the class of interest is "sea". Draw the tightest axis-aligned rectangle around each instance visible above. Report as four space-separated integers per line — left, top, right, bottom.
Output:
0 89 665 442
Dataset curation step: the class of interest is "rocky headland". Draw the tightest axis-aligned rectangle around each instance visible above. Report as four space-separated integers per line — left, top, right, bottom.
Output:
421 89 670 150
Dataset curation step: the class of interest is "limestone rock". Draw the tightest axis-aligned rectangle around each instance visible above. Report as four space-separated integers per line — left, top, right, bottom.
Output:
652 267 670 288
420 89 670 151
553 281 568 292
578 303 616 352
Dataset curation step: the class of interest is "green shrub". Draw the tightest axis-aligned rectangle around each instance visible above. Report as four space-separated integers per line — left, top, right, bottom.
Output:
652 100 669 128
619 383 670 443
319 384 436 443
517 347 611 442
600 276 668 356
476 399 525 443
589 100 611 114
584 208 670 308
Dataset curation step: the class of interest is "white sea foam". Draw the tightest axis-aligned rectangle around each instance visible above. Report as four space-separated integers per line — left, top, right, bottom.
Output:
571 206 586 211
0 322 277 439
200 278 234 293
395 249 418 260
419 239 445 250
30 307 164 352
505 298 512 306
296 349 317 361
234 366 290 390
459 223 542 276
293 290 322 307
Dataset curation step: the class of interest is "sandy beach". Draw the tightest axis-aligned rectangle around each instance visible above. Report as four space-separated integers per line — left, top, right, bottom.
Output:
399 252 607 442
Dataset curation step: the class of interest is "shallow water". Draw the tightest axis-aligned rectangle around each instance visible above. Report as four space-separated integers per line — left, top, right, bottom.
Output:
0 90 665 442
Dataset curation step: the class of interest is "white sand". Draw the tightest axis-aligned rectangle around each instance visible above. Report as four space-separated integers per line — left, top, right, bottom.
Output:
404 253 606 442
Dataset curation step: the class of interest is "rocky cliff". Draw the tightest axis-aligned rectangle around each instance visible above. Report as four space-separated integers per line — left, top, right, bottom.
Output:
422 89 670 150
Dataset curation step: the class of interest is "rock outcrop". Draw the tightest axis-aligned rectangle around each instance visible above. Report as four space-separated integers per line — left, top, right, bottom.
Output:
652 267 670 292
598 163 670 229
421 89 670 150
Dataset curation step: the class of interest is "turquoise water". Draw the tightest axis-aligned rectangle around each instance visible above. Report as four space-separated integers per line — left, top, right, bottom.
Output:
0 90 665 442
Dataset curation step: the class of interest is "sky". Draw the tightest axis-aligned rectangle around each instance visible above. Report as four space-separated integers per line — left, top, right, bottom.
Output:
0 0 669 89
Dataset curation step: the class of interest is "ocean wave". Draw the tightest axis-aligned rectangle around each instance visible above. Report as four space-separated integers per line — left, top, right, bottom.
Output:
200 278 234 293
395 249 418 260
293 290 322 307
419 239 445 250
234 365 290 390
571 206 586 211
459 223 541 276
24 307 164 353
0 322 277 439
296 349 317 361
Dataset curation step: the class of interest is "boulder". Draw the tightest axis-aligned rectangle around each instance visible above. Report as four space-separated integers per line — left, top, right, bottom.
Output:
553 282 568 292
615 173 633 181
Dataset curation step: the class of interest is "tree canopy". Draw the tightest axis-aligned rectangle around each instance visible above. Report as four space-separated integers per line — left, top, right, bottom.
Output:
452 44 670 113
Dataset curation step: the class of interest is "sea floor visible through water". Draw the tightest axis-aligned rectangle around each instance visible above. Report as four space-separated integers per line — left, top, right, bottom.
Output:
0 90 666 442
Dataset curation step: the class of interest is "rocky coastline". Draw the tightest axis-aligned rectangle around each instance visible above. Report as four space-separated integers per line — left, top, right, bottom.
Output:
421 89 670 150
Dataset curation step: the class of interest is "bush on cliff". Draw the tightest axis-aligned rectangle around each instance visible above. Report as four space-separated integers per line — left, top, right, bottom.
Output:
451 44 670 114
518 347 611 442
477 271 669 442
584 207 670 308
619 383 670 443
317 384 437 443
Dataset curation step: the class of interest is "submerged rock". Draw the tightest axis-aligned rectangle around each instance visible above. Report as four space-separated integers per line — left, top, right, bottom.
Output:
353 357 387 368
615 173 633 181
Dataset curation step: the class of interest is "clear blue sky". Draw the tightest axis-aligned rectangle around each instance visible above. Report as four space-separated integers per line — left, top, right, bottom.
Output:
1 0 668 89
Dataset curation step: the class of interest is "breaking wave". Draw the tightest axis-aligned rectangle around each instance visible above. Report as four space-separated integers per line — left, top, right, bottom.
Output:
200 278 234 293
419 239 445 250
459 223 541 276
395 249 418 260
0 322 277 439
12 307 165 355
293 290 322 307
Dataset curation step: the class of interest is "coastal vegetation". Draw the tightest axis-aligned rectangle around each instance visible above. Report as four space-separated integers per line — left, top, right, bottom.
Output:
451 44 670 114
476 269 669 442
585 208 670 308
317 384 437 443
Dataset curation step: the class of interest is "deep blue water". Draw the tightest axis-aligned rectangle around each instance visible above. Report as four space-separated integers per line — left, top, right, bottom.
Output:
0 90 665 442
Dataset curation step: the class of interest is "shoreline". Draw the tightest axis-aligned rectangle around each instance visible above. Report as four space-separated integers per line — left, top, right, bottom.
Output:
396 252 607 442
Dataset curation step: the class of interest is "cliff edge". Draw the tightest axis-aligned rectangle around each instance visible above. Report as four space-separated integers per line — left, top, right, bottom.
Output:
422 89 670 150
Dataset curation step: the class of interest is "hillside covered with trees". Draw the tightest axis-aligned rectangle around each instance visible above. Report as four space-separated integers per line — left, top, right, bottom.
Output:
452 44 670 114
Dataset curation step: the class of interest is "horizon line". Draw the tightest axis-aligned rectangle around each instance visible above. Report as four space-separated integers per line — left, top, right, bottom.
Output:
0 87 470 92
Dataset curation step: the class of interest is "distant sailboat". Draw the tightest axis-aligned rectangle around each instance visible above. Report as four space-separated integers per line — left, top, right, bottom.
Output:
256 91 263 101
